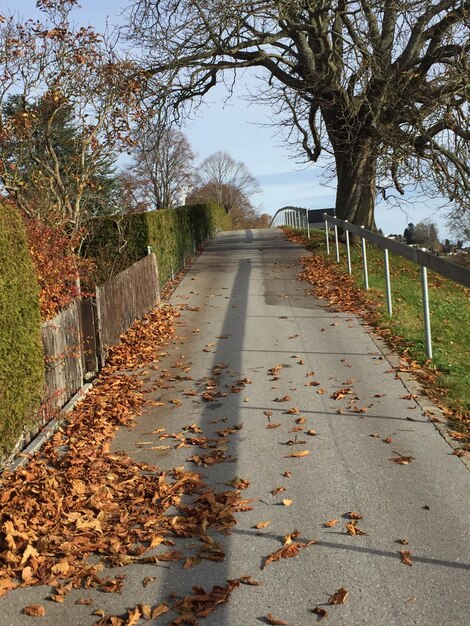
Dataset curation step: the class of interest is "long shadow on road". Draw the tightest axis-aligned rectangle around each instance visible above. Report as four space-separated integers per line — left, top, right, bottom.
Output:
152 252 253 623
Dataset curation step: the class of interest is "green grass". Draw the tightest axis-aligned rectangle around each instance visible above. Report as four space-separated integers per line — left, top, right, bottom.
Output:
297 228 470 418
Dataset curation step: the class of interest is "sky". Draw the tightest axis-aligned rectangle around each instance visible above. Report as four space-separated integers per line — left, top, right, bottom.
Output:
6 0 455 238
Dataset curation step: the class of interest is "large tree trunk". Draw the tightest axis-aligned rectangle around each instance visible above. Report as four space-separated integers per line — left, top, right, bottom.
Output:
334 147 377 230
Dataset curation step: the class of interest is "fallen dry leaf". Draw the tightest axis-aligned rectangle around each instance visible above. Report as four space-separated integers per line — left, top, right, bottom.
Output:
266 423 281 429
345 520 367 536
400 550 413 566
283 530 300 545
282 471 293 478
239 575 261 586
254 521 271 529
22 605 46 617
274 395 291 402
262 541 316 569
390 453 415 465
286 450 310 458
306 429 317 436
271 486 287 496
345 511 363 520
266 612 290 625
324 519 339 528
312 606 328 619
282 499 293 507
329 587 349 605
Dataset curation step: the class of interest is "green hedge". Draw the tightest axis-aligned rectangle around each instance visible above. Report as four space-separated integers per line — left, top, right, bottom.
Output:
0 203 45 459
84 203 231 286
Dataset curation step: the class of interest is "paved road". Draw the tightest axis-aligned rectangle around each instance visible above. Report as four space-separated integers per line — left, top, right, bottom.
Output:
4 229 470 625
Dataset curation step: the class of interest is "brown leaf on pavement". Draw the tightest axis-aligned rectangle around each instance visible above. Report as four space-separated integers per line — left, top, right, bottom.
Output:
323 519 339 528
172 579 240 622
312 606 328 619
22 605 46 617
274 395 291 402
262 541 315 569
400 550 413 566
254 521 271 529
282 499 293 507
286 450 310 458
266 423 281 429
345 520 367 536
271 486 286 495
345 511 363 519
282 471 293 478
283 530 300 545
328 587 349 605
286 407 300 414
390 453 415 465
266 612 290 625
239 575 261 586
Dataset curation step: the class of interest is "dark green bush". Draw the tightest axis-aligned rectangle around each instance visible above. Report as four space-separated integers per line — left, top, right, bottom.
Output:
0 203 45 459
84 203 231 286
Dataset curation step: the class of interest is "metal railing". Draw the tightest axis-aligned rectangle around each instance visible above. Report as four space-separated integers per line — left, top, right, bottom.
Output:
270 206 335 240
323 214 470 360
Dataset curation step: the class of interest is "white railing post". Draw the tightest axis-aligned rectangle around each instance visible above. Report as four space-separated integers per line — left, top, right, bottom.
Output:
384 248 393 316
420 250 432 359
360 226 369 289
325 217 330 255
344 221 352 274
334 223 340 263
306 208 310 239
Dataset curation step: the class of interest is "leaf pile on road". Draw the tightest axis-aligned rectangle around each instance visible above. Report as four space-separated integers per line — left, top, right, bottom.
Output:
0 305 251 613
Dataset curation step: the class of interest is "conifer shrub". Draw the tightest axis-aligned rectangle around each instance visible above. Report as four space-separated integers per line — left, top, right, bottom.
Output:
0 202 45 459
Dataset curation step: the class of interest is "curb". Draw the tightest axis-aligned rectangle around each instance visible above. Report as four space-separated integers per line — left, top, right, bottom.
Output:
5 382 93 475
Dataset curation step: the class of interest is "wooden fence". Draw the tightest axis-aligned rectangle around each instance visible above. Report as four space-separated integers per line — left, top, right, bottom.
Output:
41 301 84 411
96 253 160 364
41 253 160 411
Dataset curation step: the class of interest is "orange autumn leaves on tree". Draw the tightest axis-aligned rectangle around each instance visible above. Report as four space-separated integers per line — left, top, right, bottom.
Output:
24 218 93 320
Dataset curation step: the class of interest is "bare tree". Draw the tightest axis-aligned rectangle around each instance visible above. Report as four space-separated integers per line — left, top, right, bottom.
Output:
448 213 470 243
129 116 195 209
189 151 260 211
127 0 470 229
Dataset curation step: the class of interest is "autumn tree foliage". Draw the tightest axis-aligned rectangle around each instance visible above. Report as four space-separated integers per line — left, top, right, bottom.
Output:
127 0 470 230
0 0 145 235
24 218 93 320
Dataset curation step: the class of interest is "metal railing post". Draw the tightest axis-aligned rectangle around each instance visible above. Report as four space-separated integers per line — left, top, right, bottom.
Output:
334 223 340 263
306 208 310 239
360 226 369 289
420 251 432 359
344 222 352 274
384 248 393 316
325 217 330 255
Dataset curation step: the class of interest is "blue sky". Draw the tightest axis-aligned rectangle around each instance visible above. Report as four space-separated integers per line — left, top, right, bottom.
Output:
7 0 454 237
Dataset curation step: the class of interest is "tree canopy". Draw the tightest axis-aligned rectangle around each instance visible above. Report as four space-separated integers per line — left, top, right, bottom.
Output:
127 0 470 229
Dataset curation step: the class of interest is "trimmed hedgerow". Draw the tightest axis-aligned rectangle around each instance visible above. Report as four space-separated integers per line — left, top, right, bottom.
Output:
0 202 45 459
84 203 231 287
